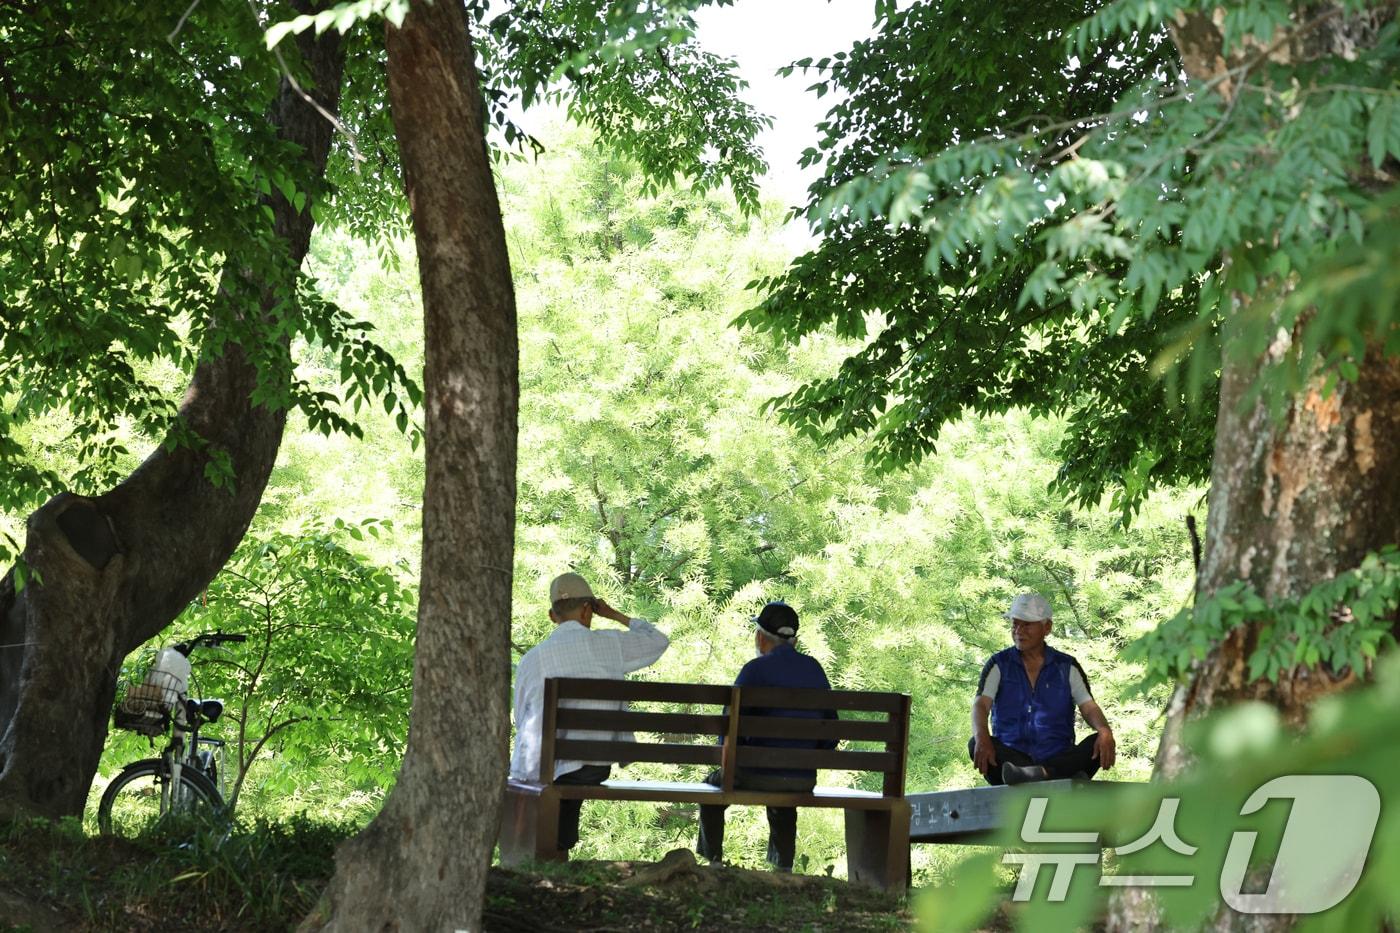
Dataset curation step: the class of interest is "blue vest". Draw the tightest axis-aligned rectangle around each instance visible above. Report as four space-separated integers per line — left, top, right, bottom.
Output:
986 645 1079 762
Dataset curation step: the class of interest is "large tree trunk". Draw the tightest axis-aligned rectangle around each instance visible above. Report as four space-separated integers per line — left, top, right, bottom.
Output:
1152 0 1400 777
1109 5 1398 930
1154 344 1400 776
302 1 517 930
0 22 346 820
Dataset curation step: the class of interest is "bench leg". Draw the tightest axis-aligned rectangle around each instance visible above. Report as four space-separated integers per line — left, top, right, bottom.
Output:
498 790 565 866
844 802 911 893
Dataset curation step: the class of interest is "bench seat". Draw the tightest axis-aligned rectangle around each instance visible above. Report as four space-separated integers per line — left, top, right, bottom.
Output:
510 778 901 809
909 779 1140 844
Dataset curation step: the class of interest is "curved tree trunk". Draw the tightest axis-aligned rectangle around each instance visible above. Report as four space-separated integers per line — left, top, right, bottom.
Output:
303 1 517 930
1109 5 1399 930
0 21 346 821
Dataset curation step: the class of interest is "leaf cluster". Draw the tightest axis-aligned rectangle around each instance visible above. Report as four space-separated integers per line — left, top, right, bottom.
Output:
479 0 767 211
740 0 1213 520
124 517 418 806
769 0 1400 519
1130 545 1400 687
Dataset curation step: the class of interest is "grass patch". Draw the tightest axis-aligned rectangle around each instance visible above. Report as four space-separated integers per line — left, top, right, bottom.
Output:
0 815 346 932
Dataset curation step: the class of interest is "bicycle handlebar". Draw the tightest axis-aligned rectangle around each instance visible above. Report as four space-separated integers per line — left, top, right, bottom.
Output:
173 631 247 656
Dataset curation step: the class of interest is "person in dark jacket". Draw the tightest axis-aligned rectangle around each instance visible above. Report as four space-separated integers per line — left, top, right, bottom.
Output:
696 601 836 871
969 592 1116 785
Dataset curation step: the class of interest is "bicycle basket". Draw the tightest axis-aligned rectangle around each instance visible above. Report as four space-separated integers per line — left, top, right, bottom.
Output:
112 670 182 736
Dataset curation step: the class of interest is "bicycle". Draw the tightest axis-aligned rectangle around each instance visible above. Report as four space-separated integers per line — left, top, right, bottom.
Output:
97 630 246 839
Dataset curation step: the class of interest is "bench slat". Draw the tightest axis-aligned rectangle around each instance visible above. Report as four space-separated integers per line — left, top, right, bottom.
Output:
601 779 883 798
737 716 895 743
555 739 722 766
555 709 729 735
551 678 732 705
738 686 908 713
735 746 896 772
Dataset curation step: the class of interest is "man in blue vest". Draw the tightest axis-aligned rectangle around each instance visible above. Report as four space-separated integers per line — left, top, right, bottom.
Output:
969 592 1116 785
696 601 836 871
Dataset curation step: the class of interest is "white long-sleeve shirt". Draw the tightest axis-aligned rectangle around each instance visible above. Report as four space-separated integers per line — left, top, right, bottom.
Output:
509 618 669 782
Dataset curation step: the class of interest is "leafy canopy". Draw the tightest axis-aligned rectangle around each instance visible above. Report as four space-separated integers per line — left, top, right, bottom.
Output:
0 0 420 558
745 0 1399 519
0 0 768 562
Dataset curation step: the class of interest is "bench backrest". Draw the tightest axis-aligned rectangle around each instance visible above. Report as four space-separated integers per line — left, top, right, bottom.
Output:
541 678 911 796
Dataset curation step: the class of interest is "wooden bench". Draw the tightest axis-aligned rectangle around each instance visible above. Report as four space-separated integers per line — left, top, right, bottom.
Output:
498 677 912 891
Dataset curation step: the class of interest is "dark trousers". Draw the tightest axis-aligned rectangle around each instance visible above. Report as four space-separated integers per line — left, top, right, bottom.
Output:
696 768 815 871
967 735 1100 786
554 764 611 851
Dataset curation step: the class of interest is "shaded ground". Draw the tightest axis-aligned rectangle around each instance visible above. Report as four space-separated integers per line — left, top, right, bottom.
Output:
0 820 912 932
487 850 910 932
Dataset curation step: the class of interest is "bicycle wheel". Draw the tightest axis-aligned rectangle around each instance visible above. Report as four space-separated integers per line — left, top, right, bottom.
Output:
97 758 225 840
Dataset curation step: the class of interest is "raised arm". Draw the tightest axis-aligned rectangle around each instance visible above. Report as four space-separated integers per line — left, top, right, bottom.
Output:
592 598 669 671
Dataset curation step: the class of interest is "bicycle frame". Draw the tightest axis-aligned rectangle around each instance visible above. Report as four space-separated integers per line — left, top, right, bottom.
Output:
160 704 205 814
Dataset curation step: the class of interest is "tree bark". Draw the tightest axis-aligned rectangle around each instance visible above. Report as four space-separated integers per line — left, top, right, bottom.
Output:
0 22 346 820
302 1 517 930
1151 0 1400 776
1108 5 1399 930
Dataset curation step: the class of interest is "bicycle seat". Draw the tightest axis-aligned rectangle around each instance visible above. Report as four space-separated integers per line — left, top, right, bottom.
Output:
185 698 224 723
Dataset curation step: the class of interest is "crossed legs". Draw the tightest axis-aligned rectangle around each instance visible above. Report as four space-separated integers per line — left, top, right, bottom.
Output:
967 736 1100 786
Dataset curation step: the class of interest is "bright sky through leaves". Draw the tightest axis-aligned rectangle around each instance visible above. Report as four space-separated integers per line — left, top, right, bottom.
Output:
692 0 876 209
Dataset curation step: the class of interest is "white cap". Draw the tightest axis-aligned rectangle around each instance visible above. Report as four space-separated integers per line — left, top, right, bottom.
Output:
1004 592 1052 622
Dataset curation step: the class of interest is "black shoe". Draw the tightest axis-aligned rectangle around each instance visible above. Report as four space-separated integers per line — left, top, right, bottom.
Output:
1001 762 1051 785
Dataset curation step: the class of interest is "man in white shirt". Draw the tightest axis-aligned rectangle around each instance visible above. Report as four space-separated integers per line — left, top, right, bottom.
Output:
509 571 669 853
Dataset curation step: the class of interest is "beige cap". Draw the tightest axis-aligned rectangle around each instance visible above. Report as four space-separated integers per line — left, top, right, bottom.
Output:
549 572 595 604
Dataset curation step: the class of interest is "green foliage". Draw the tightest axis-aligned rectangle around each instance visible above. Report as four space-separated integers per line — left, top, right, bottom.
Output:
45 128 1195 884
792 0 1400 499
0 0 767 565
103 519 416 813
265 0 412 47
740 0 1215 520
1132 547 1400 687
507 135 844 624
481 0 767 210
0 0 420 559
496 132 1195 877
